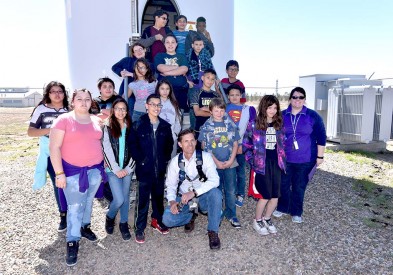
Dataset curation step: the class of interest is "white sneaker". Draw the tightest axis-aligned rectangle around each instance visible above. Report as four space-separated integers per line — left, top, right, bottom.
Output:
292 216 303 223
272 210 286 218
263 218 277 234
252 219 269 235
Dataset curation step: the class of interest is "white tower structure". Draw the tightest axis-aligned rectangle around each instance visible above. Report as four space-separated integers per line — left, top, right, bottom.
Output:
64 0 234 95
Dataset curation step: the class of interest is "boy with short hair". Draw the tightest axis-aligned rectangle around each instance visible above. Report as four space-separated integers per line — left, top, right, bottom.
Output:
129 94 174 244
226 84 257 207
173 15 188 55
186 38 214 129
189 68 221 136
221 60 246 103
91 77 122 119
186 37 213 89
91 77 122 203
185 16 215 57
198 97 242 228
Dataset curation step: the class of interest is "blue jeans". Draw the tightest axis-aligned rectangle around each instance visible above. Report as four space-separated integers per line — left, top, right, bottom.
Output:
217 167 237 220
127 94 136 118
106 172 133 223
132 110 145 123
63 168 102 242
235 154 246 197
163 188 222 232
277 162 315 217
47 157 63 213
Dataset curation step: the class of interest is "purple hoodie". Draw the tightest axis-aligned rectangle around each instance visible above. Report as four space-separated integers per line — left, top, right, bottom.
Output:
243 120 286 175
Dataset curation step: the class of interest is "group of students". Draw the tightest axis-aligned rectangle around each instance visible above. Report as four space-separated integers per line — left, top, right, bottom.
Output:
111 10 245 126
28 11 327 267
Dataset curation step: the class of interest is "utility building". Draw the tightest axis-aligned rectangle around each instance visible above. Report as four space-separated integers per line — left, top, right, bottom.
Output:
299 74 393 143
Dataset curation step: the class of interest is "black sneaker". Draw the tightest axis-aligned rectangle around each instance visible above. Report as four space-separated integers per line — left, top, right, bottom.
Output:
105 215 115 235
80 224 98 242
135 231 145 244
66 241 79 267
58 212 67 232
119 222 131 241
208 231 221 250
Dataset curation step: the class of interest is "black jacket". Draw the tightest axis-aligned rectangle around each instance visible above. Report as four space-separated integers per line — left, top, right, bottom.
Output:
129 114 173 181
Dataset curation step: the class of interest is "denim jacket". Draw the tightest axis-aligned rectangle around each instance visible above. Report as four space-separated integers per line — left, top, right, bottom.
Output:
243 120 286 174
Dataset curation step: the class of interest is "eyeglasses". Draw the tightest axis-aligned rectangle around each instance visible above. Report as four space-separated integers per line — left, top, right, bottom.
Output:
49 90 64 95
228 68 239 72
137 66 147 71
114 107 127 112
291 96 305 100
148 103 163 108
133 48 145 53
159 16 168 21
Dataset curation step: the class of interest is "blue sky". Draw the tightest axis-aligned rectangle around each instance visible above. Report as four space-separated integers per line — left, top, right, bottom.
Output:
234 0 393 89
1 0 393 91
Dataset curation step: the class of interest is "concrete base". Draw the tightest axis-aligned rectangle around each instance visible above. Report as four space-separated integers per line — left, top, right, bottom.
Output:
326 140 393 153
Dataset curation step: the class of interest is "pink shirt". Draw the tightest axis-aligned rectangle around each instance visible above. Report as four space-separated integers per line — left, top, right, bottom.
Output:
52 113 103 167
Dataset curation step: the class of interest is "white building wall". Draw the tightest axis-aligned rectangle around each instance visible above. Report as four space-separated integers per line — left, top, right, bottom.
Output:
65 0 234 96
65 0 131 95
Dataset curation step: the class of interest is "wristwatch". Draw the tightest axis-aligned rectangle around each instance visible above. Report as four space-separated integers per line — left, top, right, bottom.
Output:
317 156 324 159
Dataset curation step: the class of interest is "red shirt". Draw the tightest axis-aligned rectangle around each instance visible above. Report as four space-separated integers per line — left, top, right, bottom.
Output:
150 27 167 61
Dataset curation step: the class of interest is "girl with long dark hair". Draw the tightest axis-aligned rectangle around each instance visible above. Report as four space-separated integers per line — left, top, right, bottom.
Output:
28 81 69 232
243 95 286 235
155 79 181 157
102 98 134 241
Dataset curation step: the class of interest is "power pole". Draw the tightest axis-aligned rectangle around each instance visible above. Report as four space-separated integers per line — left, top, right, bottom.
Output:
275 79 278 96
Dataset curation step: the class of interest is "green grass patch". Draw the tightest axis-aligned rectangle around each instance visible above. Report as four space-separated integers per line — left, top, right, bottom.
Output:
344 154 372 164
346 150 376 158
335 150 376 164
353 177 393 228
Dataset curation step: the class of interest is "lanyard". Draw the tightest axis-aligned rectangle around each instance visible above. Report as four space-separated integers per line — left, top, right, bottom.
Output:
290 113 301 141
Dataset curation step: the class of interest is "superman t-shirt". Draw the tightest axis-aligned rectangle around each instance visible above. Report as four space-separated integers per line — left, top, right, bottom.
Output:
226 104 243 127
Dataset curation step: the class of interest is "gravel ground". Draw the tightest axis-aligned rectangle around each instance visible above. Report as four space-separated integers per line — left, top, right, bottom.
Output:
0 107 392 274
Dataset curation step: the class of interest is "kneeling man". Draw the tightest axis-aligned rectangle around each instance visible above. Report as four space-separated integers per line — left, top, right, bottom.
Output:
163 129 222 249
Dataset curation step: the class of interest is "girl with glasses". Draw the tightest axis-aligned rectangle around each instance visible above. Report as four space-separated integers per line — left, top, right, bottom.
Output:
28 81 69 233
139 9 173 62
112 42 155 118
127 58 157 122
102 98 134 241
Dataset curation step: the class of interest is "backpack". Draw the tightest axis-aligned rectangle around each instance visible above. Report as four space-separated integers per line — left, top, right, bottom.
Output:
177 150 207 193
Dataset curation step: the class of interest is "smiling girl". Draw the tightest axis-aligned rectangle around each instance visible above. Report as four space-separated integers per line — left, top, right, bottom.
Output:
28 81 69 232
102 98 134 241
243 95 286 236
155 79 181 157
127 58 157 122
50 88 106 266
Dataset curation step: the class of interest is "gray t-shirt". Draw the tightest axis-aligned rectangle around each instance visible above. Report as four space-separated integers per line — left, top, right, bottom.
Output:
152 120 159 133
128 80 157 112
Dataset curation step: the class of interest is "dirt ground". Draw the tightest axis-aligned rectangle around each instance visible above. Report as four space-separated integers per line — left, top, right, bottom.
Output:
0 107 392 274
